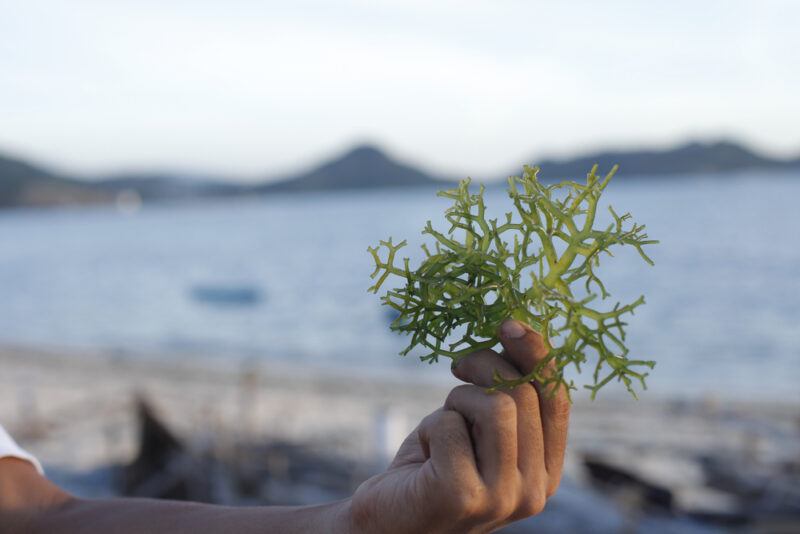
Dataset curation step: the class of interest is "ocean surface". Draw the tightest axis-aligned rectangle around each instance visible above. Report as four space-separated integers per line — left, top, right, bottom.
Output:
1 172 799 402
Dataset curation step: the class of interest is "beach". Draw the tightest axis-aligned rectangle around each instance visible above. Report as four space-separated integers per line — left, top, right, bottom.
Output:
2 345 798 532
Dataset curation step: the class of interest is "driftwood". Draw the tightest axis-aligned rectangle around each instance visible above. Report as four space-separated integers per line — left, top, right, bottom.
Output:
119 398 212 502
118 396 364 506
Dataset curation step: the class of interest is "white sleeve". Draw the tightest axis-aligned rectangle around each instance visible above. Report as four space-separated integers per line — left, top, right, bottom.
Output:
0 423 44 475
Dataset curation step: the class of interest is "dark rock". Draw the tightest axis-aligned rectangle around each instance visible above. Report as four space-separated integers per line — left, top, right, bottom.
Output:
583 455 674 512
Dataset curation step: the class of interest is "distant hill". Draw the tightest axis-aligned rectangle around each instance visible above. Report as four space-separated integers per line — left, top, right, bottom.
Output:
531 140 800 181
259 144 443 192
0 154 109 208
0 151 247 208
2 139 799 209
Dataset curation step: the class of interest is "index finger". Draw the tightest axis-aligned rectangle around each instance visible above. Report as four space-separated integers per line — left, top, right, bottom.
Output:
497 319 571 491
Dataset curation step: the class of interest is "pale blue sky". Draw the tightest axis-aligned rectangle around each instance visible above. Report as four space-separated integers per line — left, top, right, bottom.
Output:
1 0 798 180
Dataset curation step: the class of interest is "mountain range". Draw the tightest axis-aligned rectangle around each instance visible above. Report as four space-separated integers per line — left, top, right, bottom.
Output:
534 140 799 180
1 139 798 209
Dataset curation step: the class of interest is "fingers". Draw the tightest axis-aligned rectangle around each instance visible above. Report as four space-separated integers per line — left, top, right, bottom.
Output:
415 408 482 491
439 319 571 528
444 385 519 491
415 406 539 530
451 349 519 387
451 350 545 479
497 319 571 491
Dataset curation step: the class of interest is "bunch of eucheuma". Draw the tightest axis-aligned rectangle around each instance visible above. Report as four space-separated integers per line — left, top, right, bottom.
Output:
369 165 658 400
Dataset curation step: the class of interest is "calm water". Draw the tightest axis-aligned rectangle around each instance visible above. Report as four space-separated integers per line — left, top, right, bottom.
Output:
1 173 799 402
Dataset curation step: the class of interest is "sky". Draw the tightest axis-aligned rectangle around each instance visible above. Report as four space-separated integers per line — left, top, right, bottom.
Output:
1 0 798 181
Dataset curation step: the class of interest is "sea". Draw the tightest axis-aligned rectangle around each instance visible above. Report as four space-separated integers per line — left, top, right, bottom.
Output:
1 172 798 403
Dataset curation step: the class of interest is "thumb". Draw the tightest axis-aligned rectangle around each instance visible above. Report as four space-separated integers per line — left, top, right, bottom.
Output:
497 318 549 376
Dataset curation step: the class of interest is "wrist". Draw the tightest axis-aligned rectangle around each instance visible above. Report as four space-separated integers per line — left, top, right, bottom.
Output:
326 498 356 534
273 497 356 534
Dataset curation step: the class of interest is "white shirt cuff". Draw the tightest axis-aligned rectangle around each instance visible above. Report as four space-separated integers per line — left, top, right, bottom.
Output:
0 424 44 475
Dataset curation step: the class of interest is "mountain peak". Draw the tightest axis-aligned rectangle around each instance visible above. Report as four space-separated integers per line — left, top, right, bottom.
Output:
341 144 387 160
262 143 440 192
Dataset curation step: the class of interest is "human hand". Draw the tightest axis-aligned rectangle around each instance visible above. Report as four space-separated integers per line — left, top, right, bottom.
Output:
344 319 571 533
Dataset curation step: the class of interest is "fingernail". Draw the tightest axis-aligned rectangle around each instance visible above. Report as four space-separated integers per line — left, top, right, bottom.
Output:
501 319 526 339
450 359 465 380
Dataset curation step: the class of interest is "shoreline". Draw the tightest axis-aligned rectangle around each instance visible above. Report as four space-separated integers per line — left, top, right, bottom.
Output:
0 343 452 470
3 343 797 465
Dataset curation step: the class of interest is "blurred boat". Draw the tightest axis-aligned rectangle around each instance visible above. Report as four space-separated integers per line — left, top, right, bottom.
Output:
190 284 264 307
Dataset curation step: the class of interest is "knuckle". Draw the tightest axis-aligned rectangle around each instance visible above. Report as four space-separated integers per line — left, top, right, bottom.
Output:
419 409 443 428
546 477 561 498
437 409 466 432
444 384 474 408
519 492 547 517
487 392 517 420
448 484 488 519
490 494 517 521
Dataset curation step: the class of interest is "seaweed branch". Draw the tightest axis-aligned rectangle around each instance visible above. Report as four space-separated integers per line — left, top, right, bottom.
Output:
368 165 658 400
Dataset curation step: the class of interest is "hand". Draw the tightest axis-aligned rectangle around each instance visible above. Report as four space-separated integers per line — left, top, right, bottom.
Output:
345 319 571 534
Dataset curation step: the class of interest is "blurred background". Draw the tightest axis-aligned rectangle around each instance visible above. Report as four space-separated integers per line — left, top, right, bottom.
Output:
1 1 798 532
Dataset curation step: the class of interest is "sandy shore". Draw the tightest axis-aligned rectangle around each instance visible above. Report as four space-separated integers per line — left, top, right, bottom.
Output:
0 344 453 470
2 344 799 531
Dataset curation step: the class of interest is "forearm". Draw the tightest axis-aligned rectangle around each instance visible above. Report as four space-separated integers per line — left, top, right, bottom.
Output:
18 498 354 534
1 458 354 534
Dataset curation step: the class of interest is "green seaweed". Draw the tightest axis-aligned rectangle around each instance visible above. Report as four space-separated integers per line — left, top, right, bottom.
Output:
369 165 658 400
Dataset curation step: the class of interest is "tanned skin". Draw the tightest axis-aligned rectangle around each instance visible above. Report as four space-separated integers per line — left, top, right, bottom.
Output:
0 319 570 534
